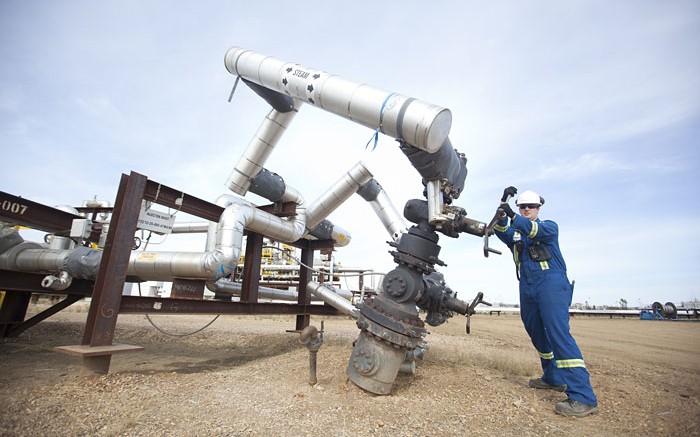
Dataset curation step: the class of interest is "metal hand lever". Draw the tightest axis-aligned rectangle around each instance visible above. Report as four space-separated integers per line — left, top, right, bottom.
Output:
482 193 512 257
483 234 502 257
465 292 492 334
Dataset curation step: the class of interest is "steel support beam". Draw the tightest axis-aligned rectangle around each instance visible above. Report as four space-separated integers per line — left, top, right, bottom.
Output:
0 291 31 337
0 270 93 296
240 232 263 302
5 294 83 337
118 295 342 316
295 243 316 331
79 171 146 373
0 191 81 234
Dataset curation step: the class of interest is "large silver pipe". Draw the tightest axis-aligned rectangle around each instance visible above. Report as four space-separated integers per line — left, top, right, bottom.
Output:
247 186 307 239
171 222 210 233
224 47 452 153
307 281 359 318
1 190 309 282
226 102 302 195
0 245 65 272
128 251 224 282
329 223 351 247
305 162 373 230
201 191 305 280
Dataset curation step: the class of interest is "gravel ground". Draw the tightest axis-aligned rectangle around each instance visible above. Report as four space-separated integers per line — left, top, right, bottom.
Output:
1 306 699 436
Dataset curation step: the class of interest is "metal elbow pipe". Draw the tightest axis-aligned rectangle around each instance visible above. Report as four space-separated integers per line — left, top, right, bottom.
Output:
225 47 452 153
204 190 307 279
205 199 252 277
41 271 73 291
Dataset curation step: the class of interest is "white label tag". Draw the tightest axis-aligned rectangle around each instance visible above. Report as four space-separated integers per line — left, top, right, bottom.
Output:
137 201 175 235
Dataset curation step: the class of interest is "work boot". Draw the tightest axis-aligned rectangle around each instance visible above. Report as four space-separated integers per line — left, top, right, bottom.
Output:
528 378 566 392
555 399 599 417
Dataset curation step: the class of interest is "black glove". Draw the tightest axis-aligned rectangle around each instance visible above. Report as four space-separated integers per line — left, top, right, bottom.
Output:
499 202 515 219
501 186 518 202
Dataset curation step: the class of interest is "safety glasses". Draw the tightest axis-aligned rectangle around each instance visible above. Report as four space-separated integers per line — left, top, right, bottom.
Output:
518 204 540 210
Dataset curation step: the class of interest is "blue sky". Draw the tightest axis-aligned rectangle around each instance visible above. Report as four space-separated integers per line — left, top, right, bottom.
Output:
1 1 698 306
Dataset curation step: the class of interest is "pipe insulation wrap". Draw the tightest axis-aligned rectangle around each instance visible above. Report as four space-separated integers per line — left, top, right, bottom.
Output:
214 279 353 302
129 251 216 281
307 281 359 318
245 168 352 247
305 161 373 230
0 223 24 255
226 102 301 195
171 222 210 234
399 138 467 198
356 179 382 201
0 243 54 271
248 168 286 202
225 47 452 153
308 220 352 247
357 179 407 243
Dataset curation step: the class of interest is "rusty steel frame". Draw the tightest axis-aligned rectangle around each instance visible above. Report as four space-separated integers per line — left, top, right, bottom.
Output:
0 270 93 337
82 172 147 348
119 295 341 316
0 190 81 234
2 171 341 373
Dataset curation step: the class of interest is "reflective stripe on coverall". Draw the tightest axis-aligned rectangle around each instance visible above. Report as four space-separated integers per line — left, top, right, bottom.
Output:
494 214 597 406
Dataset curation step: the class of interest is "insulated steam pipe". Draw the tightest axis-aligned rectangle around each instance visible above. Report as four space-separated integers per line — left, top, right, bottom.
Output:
214 279 354 302
307 281 359 319
226 101 302 195
224 47 452 153
305 162 373 230
357 179 407 243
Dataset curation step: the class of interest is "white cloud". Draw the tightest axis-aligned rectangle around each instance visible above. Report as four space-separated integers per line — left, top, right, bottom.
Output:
536 151 683 181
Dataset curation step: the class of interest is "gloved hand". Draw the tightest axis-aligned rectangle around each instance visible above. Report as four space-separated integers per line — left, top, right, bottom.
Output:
501 186 518 202
499 202 515 219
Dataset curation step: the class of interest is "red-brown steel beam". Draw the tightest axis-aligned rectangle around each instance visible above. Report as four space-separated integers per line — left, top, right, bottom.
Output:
82 172 146 348
0 191 81 234
240 232 263 303
118 295 342 316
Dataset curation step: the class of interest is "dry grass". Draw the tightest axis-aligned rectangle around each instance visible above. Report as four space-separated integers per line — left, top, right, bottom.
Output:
427 342 539 377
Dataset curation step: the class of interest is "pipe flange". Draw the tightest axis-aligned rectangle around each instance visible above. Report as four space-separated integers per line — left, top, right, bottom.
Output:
363 295 426 328
389 250 435 274
351 345 379 376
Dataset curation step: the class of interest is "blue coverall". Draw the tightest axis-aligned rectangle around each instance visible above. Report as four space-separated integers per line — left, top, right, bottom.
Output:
494 214 597 406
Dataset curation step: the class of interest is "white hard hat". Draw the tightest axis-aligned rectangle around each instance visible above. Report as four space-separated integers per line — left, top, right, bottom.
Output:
516 190 545 206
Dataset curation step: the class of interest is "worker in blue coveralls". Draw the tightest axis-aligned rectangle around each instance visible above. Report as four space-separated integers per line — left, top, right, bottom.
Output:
494 186 599 417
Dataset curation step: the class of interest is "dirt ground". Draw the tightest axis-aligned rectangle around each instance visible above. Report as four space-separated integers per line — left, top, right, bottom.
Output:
1 304 699 437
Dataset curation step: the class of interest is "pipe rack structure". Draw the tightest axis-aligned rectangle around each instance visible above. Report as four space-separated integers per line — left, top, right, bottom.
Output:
0 46 493 393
